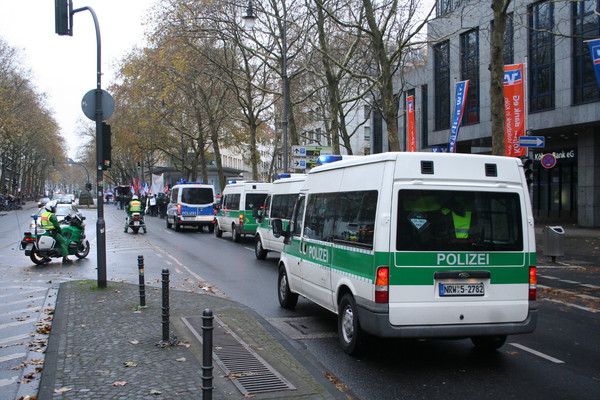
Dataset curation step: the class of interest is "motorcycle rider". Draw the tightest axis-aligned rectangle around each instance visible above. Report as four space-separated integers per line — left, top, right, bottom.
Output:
40 200 71 263
124 195 143 232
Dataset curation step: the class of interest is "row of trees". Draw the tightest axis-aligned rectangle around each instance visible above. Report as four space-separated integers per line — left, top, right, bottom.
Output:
85 0 435 189
0 37 68 199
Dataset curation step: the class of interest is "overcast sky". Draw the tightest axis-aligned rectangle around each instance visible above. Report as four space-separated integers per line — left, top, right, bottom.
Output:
0 0 154 158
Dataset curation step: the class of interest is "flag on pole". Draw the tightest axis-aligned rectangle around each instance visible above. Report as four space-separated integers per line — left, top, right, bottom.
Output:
504 64 527 157
587 38 600 89
407 95 417 152
448 80 469 153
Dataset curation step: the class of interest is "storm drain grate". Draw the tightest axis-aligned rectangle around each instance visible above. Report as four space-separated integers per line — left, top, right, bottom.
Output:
182 316 296 396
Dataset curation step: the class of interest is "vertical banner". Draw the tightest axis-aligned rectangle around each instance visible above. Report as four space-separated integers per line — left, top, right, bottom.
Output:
504 63 526 157
588 38 600 89
151 173 165 195
448 80 469 153
407 95 417 152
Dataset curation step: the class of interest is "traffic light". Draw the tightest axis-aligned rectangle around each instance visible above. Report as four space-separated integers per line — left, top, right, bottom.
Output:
54 0 72 36
85 182 92 191
102 122 112 170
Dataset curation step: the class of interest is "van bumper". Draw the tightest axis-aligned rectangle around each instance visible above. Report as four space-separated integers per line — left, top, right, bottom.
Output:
355 297 538 338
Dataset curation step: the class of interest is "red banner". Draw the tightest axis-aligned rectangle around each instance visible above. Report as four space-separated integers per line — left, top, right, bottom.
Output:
407 95 416 152
504 64 526 157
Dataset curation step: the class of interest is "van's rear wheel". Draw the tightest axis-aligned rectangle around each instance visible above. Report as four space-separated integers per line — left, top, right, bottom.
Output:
255 236 268 260
471 335 507 350
338 294 362 355
278 266 298 309
166 217 172 229
214 223 223 238
232 224 241 242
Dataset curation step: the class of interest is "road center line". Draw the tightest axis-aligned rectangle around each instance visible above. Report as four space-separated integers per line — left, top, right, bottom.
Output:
510 343 565 364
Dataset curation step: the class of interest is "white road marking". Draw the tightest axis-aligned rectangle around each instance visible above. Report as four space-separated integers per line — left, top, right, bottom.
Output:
0 376 18 387
0 287 45 298
510 343 565 364
0 296 45 308
0 352 26 363
538 265 585 270
0 307 38 317
543 298 598 313
582 284 600 289
538 284 600 301
0 318 35 329
0 333 30 345
244 247 253 252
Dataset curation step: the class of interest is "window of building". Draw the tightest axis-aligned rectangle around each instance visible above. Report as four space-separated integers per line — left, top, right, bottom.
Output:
364 126 371 140
421 85 429 148
434 41 451 130
572 0 600 104
529 0 555 113
363 104 371 119
460 28 480 125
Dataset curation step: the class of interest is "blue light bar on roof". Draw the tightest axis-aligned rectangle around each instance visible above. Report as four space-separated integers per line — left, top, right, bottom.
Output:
177 178 187 185
316 155 343 166
277 173 291 179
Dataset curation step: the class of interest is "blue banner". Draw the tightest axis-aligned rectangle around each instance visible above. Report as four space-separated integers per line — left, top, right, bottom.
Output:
588 39 600 89
448 80 469 153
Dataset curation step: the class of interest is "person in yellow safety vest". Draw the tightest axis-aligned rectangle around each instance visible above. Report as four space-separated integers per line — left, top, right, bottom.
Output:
40 200 71 262
124 195 143 232
441 197 472 239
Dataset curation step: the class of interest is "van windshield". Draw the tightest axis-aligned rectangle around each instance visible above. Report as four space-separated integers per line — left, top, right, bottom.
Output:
396 189 523 252
181 188 213 205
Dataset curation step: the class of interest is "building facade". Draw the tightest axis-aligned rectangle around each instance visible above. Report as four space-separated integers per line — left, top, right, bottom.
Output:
388 0 600 227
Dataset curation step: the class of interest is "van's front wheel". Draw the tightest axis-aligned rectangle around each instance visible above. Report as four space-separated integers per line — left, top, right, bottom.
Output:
255 236 268 260
471 335 507 351
338 294 362 355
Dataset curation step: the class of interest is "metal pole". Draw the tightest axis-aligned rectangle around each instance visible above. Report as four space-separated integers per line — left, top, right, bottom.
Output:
137 255 146 308
201 308 214 400
161 268 170 342
282 1 288 173
73 6 106 288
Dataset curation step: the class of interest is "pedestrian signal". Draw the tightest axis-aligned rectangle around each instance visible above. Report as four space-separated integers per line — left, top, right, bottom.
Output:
54 0 72 36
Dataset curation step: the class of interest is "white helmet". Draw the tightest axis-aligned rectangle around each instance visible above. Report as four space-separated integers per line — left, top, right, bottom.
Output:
45 200 58 212
132 195 139 200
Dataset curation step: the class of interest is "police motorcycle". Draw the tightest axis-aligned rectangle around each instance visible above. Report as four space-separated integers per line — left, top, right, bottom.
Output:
125 211 147 234
20 207 90 265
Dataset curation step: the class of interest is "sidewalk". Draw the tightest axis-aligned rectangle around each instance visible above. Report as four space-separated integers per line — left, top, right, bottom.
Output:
37 281 348 400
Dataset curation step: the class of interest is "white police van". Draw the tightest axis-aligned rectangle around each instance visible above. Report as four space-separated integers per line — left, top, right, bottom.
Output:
214 181 272 242
273 152 537 354
166 181 215 232
254 174 306 260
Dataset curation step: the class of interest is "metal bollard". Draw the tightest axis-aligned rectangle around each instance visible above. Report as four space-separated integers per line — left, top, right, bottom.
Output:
137 255 146 308
161 268 170 343
202 308 214 400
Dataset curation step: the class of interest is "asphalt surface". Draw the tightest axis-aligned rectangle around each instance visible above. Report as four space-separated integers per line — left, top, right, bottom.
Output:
6 202 599 400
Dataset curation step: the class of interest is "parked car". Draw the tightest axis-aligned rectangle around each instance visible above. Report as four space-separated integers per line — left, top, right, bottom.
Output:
58 194 76 204
37 197 51 208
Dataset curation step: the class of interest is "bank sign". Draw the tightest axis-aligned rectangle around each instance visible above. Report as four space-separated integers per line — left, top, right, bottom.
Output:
533 149 576 167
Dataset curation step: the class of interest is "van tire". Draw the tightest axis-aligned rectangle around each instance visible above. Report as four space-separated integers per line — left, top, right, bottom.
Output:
166 217 172 229
232 225 241 242
338 294 362 355
214 223 223 238
471 335 507 351
255 236 268 260
174 222 181 232
208 224 215 233
278 266 298 309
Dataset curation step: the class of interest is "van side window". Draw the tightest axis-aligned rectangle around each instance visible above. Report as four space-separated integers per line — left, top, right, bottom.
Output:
272 194 298 219
263 195 272 217
227 194 240 210
245 193 268 210
171 188 179 203
292 196 306 236
304 191 377 248
396 189 523 251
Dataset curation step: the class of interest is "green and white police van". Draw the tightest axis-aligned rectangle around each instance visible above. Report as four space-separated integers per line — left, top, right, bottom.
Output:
254 174 307 260
272 152 537 354
166 181 216 232
214 181 272 242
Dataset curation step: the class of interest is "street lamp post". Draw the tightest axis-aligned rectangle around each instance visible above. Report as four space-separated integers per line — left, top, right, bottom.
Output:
244 1 288 173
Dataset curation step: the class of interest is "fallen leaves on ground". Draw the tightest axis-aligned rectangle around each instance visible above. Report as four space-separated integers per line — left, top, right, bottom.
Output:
123 361 138 367
112 381 127 386
149 389 162 395
176 357 186 362
325 371 351 393
54 387 71 393
129 340 139 345
36 324 51 334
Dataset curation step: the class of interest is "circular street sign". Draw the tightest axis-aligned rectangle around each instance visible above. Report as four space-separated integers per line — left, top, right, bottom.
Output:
81 89 115 121
541 153 557 169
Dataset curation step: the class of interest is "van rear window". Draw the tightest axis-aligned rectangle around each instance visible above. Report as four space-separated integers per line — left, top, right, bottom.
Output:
396 190 523 252
245 193 268 211
181 188 214 205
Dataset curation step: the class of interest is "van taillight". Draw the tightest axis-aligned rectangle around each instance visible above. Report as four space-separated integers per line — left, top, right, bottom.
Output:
176 204 181 215
529 266 537 301
239 214 244 225
375 267 389 303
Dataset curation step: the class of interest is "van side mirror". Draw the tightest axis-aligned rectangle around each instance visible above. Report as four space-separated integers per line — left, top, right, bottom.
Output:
213 203 220 210
253 208 263 222
272 218 290 241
